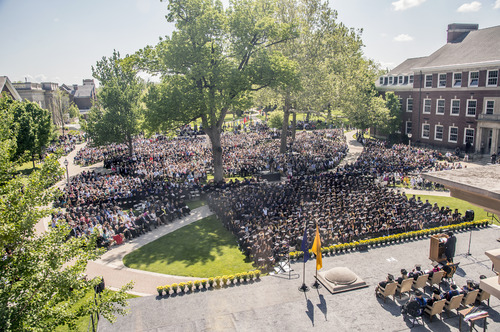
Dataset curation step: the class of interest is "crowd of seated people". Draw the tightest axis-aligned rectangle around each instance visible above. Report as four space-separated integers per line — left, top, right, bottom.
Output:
57 126 470 266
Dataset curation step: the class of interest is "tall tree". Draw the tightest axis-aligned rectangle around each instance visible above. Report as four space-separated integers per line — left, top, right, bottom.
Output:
257 0 366 152
381 91 402 135
137 0 298 182
88 50 144 157
10 99 52 169
50 89 71 137
0 100 133 330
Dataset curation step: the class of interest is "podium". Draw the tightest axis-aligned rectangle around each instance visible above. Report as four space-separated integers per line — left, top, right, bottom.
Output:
429 234 448 262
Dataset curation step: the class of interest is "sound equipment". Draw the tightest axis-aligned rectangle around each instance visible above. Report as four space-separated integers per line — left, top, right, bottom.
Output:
465 210 474 221
261 172 281 182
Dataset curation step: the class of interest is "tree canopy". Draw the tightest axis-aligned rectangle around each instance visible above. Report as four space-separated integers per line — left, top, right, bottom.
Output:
6 97 52 169
0 94 132 331
87 50 145 156
136 0 299 182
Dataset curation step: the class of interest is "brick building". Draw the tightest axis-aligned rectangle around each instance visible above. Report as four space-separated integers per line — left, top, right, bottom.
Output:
376 24 500 156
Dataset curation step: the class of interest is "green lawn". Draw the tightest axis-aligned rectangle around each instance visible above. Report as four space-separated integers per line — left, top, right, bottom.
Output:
55 291 137 332
186 199 206 210
405 194 495 223
123 215 254 277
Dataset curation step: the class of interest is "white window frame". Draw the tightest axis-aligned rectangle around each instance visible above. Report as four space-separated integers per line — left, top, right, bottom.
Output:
398 76 403 84
438 73 447 88
485 100 494 115
436 99 445 115
388 77 393 85
469 71 479 87
423 98 431 114
464 128 475 145
434 125 443 141
487 70 498 87
466 99 477 117
406 98 413 112
422 123 430 139
425 74 433 88
409 75 414 84
453 72 462 87
405 121 412 135
450 99 460 116
379 77 384 85
448 126 458 143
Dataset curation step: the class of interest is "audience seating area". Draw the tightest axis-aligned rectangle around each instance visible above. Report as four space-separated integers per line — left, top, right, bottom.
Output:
376 262 491 328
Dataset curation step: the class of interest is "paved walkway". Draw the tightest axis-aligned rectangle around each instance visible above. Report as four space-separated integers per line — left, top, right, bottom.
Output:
100 226 500 332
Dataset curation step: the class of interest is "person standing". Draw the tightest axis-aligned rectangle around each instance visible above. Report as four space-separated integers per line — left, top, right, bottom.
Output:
445 232 457 263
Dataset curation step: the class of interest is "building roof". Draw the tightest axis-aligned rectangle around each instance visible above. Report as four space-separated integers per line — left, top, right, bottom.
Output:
73 84 94 99
387 24 500 75
0 76 22 100
415 25 500 71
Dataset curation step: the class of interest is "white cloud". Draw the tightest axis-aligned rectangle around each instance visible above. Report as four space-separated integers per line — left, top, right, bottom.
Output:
392 0 426 11
394 34 414 42
494 0 500 9
457 1 482 12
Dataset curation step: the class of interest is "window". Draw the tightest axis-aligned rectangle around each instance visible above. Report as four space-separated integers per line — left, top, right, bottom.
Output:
393 76 398 85
422 124 430 139
467 99 477 116
379 77 384 85
423 99 431 114
406 121 412 135
487 70 498 86
449 127 458 143
469 71 479 87
425 75 433 88
399 98 403 109
451 99 460 115
439 73 447 87
435 125 443 140
453 72 462 87
384 77 388 85
485 100 494 115
464 128 474 145
389 77 393 85
406 98 413 112
398 76 403 84
409 75 414 84
436 99 445 114
404 76 408 85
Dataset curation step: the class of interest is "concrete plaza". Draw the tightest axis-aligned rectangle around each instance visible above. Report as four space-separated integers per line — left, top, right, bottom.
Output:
99 226 500 332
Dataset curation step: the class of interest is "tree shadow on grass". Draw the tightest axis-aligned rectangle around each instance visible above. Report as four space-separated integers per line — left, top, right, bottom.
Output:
123 215 251 275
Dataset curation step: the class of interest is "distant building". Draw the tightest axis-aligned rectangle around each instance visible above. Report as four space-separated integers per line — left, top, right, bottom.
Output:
71 79 96 115
376 24 500 156
0 76 22 100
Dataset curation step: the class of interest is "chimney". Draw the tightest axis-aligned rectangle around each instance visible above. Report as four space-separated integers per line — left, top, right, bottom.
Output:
447 23 478 43
73 84 78 91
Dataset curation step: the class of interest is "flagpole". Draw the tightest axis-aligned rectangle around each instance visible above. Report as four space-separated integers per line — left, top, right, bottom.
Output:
312 222 322 289
299 220 309 292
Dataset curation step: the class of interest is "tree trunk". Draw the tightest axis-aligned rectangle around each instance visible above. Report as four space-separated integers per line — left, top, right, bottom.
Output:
280 92 291 154
206 128 224 183
127 134 133 157
291 111 296 142
32 154 36 170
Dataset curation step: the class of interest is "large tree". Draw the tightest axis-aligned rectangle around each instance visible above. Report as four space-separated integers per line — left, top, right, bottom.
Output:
254 0 367 152
9 98 52 169
0 103 133 330
87 50 144 157
137 0 298 182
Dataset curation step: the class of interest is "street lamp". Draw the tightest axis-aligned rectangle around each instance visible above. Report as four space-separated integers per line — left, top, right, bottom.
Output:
408 133 412 148
64 159 69 186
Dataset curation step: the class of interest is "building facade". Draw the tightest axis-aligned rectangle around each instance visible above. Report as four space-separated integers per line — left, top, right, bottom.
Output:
376 24 500 156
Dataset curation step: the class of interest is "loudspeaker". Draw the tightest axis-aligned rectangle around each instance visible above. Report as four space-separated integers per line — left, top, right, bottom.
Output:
465 210 474 221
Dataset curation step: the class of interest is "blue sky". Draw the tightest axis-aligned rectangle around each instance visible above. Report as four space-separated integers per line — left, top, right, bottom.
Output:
0 0 499 85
